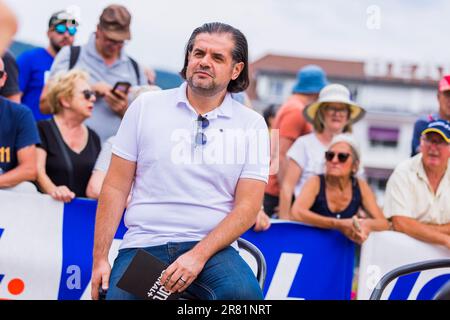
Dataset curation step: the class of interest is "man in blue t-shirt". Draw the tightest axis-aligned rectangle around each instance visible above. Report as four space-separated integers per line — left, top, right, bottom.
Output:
411 74 450 156
0 57 40 189
16 9 78 121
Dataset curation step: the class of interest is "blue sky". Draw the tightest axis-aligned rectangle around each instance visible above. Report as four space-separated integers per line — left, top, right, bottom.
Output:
6 0 449 73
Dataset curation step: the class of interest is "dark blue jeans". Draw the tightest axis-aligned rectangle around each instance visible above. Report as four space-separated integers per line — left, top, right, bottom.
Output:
106 241 264 300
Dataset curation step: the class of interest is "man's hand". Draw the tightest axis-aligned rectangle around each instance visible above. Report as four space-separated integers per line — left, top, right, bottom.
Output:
160 250 207 294
253 209 271 232
92 82 112 97
91 258 111 300
104 90 129 117
49 185 75 203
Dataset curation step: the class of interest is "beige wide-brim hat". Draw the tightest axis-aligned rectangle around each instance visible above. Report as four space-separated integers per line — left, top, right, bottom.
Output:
303 84 366 124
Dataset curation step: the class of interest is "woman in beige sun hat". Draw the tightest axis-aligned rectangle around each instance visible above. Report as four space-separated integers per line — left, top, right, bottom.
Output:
278 83 366 219
304 83 366 128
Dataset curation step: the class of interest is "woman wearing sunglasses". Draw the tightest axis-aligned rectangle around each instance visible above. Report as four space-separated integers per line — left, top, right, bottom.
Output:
36 69 101 202
278 84 365 219
290 134 389 244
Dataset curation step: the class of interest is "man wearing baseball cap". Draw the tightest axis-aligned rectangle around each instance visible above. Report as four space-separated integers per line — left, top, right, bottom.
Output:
17 8 79 121
40 4 147 143
385 119 450 249
411 75 450 156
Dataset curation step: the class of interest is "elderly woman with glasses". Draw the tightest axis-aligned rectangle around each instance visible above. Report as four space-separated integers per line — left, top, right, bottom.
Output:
36 69 101 202
290 134 389 244
278 84 365 219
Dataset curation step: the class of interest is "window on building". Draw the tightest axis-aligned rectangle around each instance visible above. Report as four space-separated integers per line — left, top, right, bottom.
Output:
269 79 284 97
368 126 399 148
365 167 393 192
367 177 388 191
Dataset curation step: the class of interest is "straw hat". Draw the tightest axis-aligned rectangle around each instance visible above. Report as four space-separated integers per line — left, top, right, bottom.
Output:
303 84 366 124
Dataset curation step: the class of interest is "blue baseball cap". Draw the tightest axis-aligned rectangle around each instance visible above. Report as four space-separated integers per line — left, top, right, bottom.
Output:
422 119 450 143
292 65 328 94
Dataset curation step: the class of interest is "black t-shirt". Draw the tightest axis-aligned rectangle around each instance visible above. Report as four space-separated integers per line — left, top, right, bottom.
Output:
0 51 20 97
37 118 101 198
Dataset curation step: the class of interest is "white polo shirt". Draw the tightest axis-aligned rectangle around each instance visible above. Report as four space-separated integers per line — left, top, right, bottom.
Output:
113 83 270 249
384 154 450 224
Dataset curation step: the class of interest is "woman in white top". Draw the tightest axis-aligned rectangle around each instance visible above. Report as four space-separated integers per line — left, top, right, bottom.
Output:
278 84 366 219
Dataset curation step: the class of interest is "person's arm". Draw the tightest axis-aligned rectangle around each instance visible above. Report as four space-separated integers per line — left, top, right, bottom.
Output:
86 137 113 199
275 109 311 187
357 179 390 233
424 223 450 236
91 154 136 300
104 89 129 118
290 176 337 229
290 176 365 243
85 170 106 199
0 145 37 188
0 2 17 55
277 136 294 184
36 147 75 202
391 216 450 249
278 159 302 220
160 178 266 294
253 209 271 232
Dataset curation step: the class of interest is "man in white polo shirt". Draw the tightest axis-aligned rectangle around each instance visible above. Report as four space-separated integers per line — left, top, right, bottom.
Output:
384 119 450 250
91 22 270 300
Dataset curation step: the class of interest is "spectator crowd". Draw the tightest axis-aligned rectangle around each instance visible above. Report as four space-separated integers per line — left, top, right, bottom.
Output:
0 3 449 301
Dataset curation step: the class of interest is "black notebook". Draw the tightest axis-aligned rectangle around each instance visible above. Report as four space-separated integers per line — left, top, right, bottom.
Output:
117 249 182 300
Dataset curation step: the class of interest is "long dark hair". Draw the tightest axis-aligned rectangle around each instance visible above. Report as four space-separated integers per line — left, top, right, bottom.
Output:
180 22 249 93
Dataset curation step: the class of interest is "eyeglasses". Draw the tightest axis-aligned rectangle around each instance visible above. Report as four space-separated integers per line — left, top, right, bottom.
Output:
325 151 351 163
195 114 210 146
0 70 5 78
81 90 96 100
323 105 349 115
421 135 449 147
103 34 126 46
54 24 77 36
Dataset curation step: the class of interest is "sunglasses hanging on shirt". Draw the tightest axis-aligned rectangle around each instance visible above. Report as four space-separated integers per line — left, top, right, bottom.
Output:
195 114 209 146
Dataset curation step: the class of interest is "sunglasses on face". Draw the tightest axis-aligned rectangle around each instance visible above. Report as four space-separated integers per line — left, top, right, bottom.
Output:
81 90 95 100
325 151 351 163
195 114 210 146
54 24 77 36
0 70 5 78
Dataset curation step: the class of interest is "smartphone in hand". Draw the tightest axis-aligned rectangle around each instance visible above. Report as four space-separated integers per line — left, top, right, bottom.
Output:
111 81 131 97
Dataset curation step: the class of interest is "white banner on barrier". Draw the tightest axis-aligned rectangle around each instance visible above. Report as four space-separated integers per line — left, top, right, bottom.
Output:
0 190 63 300
357 231 450 300
1 190 355 300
